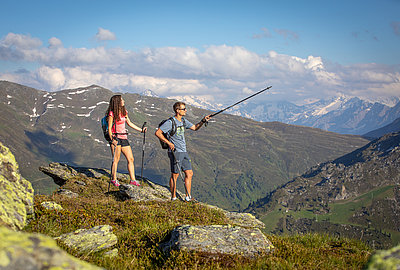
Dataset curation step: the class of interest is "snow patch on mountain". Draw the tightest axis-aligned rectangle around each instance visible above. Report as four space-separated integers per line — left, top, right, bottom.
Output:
141 89 159 97
167 95 223 112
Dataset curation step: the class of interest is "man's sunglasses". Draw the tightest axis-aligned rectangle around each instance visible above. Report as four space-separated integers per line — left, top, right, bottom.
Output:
178 108 187 111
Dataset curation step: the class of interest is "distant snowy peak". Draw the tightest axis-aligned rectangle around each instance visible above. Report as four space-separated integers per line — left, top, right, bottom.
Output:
362 96 400 107
167 95 223 111
175 93 400 135
141 89 159 97
309 96 352 116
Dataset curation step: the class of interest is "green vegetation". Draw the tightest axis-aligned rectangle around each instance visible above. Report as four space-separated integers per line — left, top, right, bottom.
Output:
325 185 396 224
24 175 372 269
259 185 400 248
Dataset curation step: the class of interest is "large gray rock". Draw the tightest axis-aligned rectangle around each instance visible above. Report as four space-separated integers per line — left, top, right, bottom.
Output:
39 162 128 186
203 204 265 229
0 142 34 230
161 224 274 257
40 162 185 202
55 225 118 254
0 226 102 270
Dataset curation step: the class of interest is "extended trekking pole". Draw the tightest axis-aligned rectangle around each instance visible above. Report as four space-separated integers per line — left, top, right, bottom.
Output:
209 86 272 118
140 122 147 180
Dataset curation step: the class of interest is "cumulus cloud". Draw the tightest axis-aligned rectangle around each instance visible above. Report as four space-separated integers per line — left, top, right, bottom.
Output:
0 32 399 104
1 33 42 49
36 66 66 89
48 37 63 48
95 27 116 41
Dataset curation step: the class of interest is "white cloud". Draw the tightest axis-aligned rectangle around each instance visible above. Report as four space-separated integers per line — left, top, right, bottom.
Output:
0 32 399 103
48 37 63 48
36 66 66 89
95 27 116 41
2 33 42 49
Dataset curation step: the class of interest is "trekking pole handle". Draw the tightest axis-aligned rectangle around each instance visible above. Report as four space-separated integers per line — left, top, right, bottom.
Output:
141 122 147 132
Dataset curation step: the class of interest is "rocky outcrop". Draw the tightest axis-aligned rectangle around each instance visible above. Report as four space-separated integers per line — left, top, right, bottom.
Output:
40 162 272 257
39 162 111 186
55 225 118 254
161 224 273 257
0 142 34 230
366 244 400 269
40 162 265 227
0 226 102 270
39 162 185 201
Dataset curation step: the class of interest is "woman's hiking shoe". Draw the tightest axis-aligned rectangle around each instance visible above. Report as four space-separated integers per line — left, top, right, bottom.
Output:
129 180 140 186
171 197 177 201
110 179 120 187
185 196 192 202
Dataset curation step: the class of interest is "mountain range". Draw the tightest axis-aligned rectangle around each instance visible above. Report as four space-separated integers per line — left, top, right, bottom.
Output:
246 132 400 248
172 94 400 135
0 80 369 211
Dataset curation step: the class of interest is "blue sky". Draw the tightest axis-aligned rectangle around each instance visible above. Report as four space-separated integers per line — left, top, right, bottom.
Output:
1 0 399 104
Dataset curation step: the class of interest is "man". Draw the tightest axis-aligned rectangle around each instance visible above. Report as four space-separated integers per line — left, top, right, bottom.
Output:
155 102 211 201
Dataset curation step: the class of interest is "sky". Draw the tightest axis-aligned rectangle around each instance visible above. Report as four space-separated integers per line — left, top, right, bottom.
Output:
1 0 399 105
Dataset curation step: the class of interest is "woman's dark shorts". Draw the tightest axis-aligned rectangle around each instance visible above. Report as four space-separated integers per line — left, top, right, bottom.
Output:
115 138 130 147
168 151 192 173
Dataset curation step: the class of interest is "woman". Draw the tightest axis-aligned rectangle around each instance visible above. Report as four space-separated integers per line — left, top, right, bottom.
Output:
106 95 147 187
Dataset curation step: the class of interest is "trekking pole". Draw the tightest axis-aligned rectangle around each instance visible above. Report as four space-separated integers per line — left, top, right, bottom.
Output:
171 150 189 197
140 122 147 180
209 86 272 118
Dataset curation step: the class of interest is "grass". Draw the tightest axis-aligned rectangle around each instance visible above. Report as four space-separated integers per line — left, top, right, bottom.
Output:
24 174 373 269
260 185 397 229
325 185 396 224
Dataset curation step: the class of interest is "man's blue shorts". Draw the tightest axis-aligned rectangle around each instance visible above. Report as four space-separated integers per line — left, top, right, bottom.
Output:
168 151 192 173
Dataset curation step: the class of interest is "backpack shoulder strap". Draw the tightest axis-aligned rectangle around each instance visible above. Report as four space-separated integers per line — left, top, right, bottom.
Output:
169 117 177 136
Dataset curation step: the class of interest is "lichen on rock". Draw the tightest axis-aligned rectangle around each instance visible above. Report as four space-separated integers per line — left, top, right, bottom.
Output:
55 225 118 254
161 224 274 257
0 226 102 269
366 244 400 270
41 201 63 211
0 142 34 230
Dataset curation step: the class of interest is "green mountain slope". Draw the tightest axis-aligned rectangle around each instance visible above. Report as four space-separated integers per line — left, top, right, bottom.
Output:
0 80 369 210
246 132 400 248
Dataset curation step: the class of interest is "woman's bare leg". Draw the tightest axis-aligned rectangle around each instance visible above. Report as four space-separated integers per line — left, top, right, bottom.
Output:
111 145 121 180
121 145 135 181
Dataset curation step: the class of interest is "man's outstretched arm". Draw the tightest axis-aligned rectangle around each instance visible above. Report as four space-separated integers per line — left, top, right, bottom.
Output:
190 115 212 131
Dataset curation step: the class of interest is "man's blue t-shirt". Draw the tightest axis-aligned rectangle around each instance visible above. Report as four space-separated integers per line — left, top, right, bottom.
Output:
159 117 193 152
